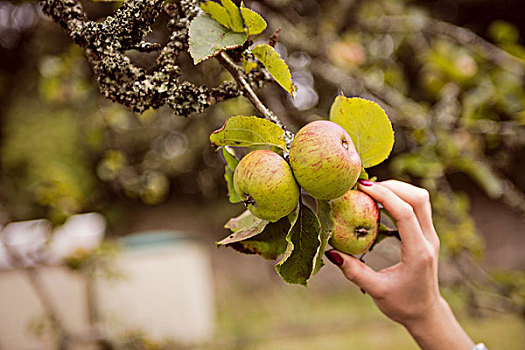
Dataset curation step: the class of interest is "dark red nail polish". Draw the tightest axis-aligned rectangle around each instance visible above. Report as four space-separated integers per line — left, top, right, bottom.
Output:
358 179 373 187
325 250 344 266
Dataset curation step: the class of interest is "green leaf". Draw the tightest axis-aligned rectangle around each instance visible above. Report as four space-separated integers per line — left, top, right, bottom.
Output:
329 96 395 168
222 147 243 203
222 146 239 169
275 204 322 286
189 14 247 64
225 167 242 202
218 211 288 260
221 0 245 32
313 200 334 274
252 44 297 97
230 219 289 260
240 7 267 35
210 115 286 149
287 203 300 226
200 1 232 29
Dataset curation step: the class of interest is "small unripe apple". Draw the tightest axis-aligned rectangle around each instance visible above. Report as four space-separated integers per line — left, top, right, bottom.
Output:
289 120 361 200
233 150 299 222
329 190 379 255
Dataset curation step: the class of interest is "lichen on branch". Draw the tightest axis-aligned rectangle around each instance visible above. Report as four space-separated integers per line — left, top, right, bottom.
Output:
39 0 250 115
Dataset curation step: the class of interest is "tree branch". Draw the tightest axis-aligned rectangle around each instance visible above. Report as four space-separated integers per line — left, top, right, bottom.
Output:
39 0 245 115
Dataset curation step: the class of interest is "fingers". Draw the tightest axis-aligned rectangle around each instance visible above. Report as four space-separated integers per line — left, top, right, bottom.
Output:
325 250 384 297
380 180 440 249
357 181 427 255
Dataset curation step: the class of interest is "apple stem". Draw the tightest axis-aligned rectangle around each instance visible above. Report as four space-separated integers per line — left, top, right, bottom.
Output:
379 228 401 241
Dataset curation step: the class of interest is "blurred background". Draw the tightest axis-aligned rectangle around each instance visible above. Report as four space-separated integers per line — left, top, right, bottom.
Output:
0 0 524 349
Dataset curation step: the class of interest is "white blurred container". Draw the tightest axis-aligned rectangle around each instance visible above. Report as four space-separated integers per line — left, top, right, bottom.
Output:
0 219 51 268
47 212 106 264
0 213 106 269
95 231 215 345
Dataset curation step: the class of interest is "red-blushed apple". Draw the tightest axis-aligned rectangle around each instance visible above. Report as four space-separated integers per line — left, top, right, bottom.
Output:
289 120 361 200
233 150 299 221
328 189 379 255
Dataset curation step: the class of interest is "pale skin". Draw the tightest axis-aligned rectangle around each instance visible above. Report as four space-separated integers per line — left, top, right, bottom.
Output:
325 180 476 350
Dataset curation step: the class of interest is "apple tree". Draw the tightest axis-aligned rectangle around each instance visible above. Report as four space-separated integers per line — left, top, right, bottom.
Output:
1 0 524 321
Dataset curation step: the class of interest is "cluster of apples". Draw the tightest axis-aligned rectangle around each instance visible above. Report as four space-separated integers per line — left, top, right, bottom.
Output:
233 120 380 255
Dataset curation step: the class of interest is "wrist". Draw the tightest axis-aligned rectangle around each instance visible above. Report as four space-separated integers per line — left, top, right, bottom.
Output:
402 297 475 350
402 296 450 333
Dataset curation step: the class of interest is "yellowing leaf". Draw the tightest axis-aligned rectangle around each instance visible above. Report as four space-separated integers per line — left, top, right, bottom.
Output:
200 1 232 29
240 7 267 35
210 115 286 149
189 14 247 64
221 0 244 32
199 1 267 35
242 56 258 74
329 96 394 168
252 43 297 97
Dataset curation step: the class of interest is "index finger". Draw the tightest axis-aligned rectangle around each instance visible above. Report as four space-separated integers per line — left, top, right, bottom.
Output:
357 181 427 256
381 180 439 249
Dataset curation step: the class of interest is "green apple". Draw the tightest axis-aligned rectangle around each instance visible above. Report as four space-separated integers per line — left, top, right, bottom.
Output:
329 189 379 255
233 150 299 222
289 120 361 200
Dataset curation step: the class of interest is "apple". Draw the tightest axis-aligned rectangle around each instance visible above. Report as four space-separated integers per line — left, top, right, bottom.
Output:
233 150 299 221
328 189 379 255
289 120 361 200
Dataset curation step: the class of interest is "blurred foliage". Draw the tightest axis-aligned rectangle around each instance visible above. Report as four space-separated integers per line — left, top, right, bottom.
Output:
64 241 123 280
1 47 99 222
0 0 524 319
117 331 189 350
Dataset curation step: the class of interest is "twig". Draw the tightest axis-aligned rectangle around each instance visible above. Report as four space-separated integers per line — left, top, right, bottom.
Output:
268 27 281 48
217 52 294 147
217 52 276 123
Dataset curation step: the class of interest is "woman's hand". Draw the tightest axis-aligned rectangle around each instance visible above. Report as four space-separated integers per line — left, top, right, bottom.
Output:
325 180 475 350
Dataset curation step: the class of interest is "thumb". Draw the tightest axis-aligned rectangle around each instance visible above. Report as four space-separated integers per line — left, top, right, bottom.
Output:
325 250 383 295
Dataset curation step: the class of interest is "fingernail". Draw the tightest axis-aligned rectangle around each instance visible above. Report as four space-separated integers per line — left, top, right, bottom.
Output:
358 179 373 187
325 250 344 266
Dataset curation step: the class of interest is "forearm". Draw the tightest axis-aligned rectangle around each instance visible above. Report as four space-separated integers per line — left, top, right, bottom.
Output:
403 297 475 350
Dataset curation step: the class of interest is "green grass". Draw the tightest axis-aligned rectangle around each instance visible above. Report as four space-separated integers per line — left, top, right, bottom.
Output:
213 281 525 350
